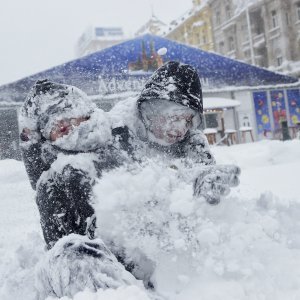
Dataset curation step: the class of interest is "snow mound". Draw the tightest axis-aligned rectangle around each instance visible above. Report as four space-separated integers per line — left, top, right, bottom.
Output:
1 140 300 299
46 285 152 300
92 145 300 297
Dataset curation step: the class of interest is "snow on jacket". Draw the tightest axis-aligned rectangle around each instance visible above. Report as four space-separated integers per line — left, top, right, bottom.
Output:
19 79 125 190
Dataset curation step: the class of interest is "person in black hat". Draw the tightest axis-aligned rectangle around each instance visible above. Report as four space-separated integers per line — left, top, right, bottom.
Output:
110 61 240 205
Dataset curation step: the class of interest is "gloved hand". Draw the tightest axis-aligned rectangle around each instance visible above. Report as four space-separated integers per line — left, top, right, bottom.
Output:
35 235 140 299
193 165 241 205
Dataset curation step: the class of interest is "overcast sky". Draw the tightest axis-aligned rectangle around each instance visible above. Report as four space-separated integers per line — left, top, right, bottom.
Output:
0 0 192 86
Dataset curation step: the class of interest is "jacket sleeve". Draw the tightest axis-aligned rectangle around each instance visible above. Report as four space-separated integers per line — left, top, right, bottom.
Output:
19 95 50 190
20 140 50 190
185 129 216 165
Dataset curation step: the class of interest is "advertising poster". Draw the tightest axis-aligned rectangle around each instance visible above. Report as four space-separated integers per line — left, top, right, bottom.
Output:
270 90 287 130
253 91 272 138
286 89 300 126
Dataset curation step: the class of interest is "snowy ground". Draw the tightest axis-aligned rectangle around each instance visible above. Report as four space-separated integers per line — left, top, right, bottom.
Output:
1 140 300 300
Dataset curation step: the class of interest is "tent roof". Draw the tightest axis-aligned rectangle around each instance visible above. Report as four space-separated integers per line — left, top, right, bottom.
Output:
0 34 298 102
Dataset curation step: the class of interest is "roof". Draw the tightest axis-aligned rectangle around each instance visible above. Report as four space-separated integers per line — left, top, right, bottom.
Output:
0 34 298 103
204 97 240 110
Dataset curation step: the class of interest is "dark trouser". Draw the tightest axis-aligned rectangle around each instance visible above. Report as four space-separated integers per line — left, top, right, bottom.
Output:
36 165 96 249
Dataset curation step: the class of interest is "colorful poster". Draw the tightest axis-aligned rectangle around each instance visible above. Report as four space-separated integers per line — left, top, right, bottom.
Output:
286 89 300 126
253 91 271 138
270 90 287 130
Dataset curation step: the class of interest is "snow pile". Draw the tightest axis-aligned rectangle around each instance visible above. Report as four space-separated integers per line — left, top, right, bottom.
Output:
1 140 300 299
157 47 168 56
94 159 198 255
233 0 263 14
45 286 152 300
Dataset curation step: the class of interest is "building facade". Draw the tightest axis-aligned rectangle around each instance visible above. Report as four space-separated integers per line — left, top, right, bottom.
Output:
135 14 167 36
76 27 126 57
164 0 214 52
208 0 300 77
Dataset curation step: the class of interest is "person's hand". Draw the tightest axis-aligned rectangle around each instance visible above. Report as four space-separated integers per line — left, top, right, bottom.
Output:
193 165 241 205
20 128 32 142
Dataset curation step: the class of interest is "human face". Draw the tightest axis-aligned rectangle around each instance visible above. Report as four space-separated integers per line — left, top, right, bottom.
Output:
50 116 89 141
148 112 194 144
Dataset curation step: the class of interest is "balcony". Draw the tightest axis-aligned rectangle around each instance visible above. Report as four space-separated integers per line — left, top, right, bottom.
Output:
227 49 236 59
253 33 266 49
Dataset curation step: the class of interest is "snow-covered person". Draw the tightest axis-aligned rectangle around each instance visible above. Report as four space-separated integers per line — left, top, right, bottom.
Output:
19 80 140 298
110 61 240 205
20 79 111 248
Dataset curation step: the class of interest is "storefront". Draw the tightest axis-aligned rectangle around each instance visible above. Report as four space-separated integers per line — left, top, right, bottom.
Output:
204 83 300 142
202 97 240 144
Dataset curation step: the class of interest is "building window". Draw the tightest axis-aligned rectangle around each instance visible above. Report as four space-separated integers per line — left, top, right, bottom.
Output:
219 41 225 54
226 5 231 19
205 113 219 128
271 10 278 28
297 2 300 21
202 29 207 44
244 50 251 58
216 11 221 25
286 12 290 25
228 36 235 51
277 56 283 66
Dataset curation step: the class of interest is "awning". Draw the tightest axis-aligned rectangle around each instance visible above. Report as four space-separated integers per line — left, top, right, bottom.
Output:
0 34 298 103
204 97 240 110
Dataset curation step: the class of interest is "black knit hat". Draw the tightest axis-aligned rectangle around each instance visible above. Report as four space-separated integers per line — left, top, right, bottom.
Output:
137 61 203 114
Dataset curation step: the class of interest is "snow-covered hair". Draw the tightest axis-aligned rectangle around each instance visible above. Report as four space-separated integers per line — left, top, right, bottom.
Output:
20 79 96 140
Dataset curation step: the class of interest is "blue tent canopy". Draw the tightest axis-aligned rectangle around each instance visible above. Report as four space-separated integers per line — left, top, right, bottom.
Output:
0 34 298 102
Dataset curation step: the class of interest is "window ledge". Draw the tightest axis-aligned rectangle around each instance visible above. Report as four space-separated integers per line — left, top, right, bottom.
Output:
268 26 280 33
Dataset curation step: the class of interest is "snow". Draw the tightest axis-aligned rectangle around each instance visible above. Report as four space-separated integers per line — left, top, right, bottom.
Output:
239 126 253 131
1 139 300 299
232 0 263 15
157 47 168 56
203 128 218 134
224 129 237 133
204 97 240 110
192 20 205 27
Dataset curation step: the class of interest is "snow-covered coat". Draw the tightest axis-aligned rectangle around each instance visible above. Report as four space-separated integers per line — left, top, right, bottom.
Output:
19 80 126 248
109 61 240 206
19 79 123 190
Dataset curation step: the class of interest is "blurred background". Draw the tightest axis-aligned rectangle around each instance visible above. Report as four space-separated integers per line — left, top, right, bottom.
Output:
1 0 300 160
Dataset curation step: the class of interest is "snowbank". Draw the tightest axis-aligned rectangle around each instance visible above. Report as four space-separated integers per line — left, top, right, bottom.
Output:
0 140 300 299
